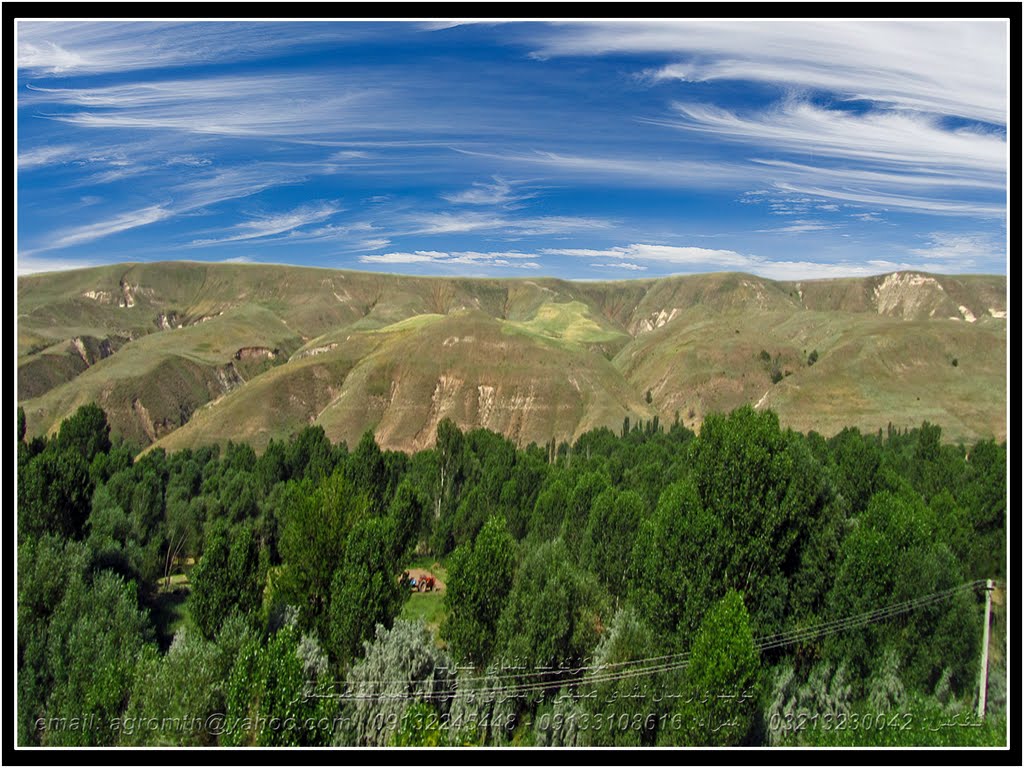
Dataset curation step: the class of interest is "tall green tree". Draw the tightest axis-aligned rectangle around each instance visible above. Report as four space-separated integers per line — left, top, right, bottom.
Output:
54 403 111 464
584 488 644 600
38 571 154 746
496 539 606 674
277 471 370 639
328 516 406 666
442 515 517 668
189 521 265 639
691 406 823 636
659 590 760 746
223 623 336 746
18 446 93 541
631 480 722 643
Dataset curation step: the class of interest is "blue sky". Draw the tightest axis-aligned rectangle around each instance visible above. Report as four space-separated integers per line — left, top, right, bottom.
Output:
16 19 1009 280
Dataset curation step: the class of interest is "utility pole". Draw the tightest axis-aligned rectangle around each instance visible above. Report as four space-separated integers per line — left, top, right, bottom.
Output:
977 579 995 719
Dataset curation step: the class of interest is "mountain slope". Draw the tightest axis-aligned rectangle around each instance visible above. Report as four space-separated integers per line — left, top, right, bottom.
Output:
17 263 1007 451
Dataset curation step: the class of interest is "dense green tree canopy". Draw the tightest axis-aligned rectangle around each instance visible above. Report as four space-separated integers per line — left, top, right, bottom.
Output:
15 402 1006 748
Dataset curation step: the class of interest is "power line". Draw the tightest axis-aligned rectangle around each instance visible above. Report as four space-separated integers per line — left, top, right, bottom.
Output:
323 580 987 702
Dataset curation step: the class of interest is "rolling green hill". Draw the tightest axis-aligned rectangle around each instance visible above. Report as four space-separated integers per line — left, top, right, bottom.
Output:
17 262 1007 452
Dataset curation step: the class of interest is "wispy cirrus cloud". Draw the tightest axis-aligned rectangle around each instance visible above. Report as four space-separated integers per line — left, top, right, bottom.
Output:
18 143 82 169
659 100 1005 179
529 20 1006 124
770 182 1005 219
590 262 647 271
25 77 379 139
17 21 365 76
442 176 533 206
172 165 312 208
33 204 173 253
644 100 1008 219
453 147 748 188
360 250 541 269
17 255 99 275
405 211 614 236
190 202 341 246
545 244 753 269
755 219 837 235
516 22 1006 223
543 242 968 281
908 232 1005 266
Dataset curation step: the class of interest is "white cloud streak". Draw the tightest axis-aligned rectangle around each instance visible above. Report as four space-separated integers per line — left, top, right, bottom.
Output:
543 242 979 281
661 100 1005 179
442 176 532 206
909 232 1004 266
25 77 377 138
18 144 81 169
190 202 341 246
590 262 647 271
406 211 614 236
17 255 99 275
360 250 542 269
770 182 1005 218
531 20 1006 124
755 219 837 234
40 205 174 251
453 147 747 188
17 21 361 76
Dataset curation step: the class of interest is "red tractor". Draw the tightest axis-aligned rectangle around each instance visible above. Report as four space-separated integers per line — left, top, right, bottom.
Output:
418 574 436 592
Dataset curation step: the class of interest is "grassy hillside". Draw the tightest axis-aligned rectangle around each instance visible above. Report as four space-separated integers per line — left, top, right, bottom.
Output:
17 263 1007 452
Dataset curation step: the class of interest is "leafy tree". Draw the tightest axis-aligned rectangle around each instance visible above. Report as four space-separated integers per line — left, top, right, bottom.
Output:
17 535 91 745
584 488 644 601
18 405 26 442
496 539 607 674
829 426 883 515
122 625 246 745
960 439 1006 579
345 430 388 513
38 571 154 746
691 406 823 636
54 403 111 463
277 471 369 638
328 516 406 666
442 515 517 668
437 484 492 553
286 425 336 483
579 606 664 746
189 521 265 639
255 438 288 495
447 671 517 745
19 445 93 541
434 418 466 525
528 474 572 543
659 590 760 746
223 623 336 746
826 489 979 695
561 470 610 559
85 484 147 588
631 480 722 643
222 440 257 474
386 478 426 561
218 469 259 524
336 620 455 746
497 450 547 539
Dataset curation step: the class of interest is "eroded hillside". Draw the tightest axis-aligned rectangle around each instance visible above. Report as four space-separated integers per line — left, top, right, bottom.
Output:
17 263 1007 451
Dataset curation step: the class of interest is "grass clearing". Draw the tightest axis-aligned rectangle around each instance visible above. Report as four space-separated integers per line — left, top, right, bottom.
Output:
399 557 449 637
502 300 628 347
